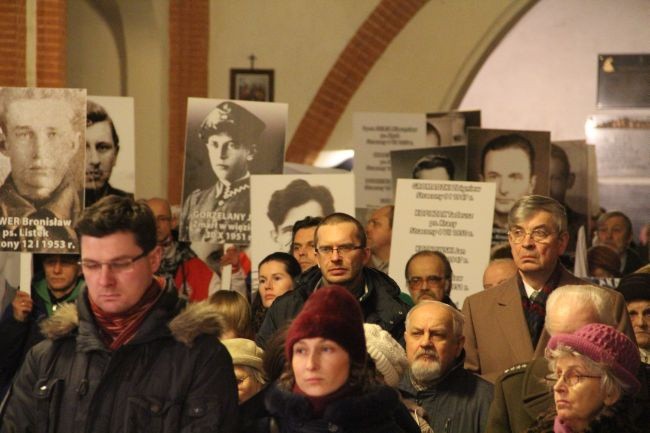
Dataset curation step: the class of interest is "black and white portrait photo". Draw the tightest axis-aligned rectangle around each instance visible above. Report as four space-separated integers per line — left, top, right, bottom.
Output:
180 98 286 244
467 128 550 246
390 145 467 186
84 96 135 207
0 87 86 253
250 173 355 283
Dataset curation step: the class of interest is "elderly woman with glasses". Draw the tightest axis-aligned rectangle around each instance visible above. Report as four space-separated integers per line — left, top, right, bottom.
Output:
526 323 643 433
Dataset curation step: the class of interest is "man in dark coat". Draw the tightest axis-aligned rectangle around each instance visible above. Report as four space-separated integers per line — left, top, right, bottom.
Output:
256 212 409 348
400 300 493 433
0 196 237 433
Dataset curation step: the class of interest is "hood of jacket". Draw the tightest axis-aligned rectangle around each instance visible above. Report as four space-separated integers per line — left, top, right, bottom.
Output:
39 279 224 348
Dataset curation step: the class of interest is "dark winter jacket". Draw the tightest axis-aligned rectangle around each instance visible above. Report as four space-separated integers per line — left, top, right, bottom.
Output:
0 284 238 433
398 352 494 433
261 382 420 433
256 266 409 348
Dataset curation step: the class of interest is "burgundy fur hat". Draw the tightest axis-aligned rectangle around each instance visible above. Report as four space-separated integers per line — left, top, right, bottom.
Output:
285 285 366 365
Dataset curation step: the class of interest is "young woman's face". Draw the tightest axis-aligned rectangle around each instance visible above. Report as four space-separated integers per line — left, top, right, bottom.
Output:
258 260 294 308
292 338 350 397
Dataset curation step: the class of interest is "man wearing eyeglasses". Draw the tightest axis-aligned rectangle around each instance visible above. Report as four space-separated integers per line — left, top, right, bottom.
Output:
0 254 83 398
461 195 633 382
0 196 238 432
404 250 456 307
256 212 409 348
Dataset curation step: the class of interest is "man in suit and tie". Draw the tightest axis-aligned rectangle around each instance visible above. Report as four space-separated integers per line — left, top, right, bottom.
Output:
461 195 633 382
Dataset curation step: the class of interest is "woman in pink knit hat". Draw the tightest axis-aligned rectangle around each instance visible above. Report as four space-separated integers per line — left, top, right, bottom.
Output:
526 323 643 433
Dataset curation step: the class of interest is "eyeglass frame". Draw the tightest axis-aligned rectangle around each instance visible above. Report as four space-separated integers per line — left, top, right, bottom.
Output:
315 244 365 256
79 250 150 274
544 369 602 387
508 226 558 244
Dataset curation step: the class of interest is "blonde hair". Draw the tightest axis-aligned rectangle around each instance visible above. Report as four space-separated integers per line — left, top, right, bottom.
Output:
209 290 253 339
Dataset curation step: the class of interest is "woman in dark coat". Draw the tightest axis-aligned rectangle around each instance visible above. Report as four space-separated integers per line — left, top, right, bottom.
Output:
261 285 419 433
525 323 643 433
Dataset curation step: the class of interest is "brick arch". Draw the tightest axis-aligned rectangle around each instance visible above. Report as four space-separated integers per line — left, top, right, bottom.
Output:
285 0 428 164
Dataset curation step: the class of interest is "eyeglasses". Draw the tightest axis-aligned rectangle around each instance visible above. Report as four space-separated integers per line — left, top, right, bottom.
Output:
544 369 602 387
316 244 364 256
407 275 448 289
508 227 556 244
79 250 149 275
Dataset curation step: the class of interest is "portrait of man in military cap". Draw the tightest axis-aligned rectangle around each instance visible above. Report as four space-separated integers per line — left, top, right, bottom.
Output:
180 98 286 244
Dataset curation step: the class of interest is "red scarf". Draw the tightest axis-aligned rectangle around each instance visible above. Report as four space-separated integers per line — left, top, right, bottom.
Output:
90 278 163 351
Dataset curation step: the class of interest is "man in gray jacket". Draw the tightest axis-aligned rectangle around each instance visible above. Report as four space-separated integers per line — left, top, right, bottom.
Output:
400 301 493 433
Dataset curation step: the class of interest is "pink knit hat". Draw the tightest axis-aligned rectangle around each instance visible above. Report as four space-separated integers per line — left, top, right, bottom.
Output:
548 323 641 394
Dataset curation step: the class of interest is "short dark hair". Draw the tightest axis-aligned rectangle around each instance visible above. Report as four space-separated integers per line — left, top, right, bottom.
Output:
550 143 570 176
412 154 455 180
290 216 322 253
259 252 301 280
76 196 157 253
404 250 453 281
267 180 335 229
315 213 367 248
87 99 120 150
480 133 535 175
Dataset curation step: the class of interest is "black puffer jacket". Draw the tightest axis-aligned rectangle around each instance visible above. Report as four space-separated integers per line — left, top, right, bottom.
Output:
256 266 409 348
263 382 420 433
0 285 238 433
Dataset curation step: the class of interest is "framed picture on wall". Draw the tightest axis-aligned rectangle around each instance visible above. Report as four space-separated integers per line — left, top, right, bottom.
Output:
229 69 274 102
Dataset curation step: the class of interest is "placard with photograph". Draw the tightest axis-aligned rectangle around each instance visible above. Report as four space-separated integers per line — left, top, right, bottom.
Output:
585 113 650 240
551 140 589 253
467 128 550 246
390 145 467 190
388 179 496 308
250 173 355 288
353 112 426 210
0 87 86 253
85 95 135 207
426 110 481 147
179 98 287 244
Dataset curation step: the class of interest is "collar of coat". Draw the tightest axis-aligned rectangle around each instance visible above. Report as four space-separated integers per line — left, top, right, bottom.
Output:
38 281 225 348
266 382 401 426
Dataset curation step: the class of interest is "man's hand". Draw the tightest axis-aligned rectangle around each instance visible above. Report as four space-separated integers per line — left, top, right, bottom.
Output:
12 291 33 322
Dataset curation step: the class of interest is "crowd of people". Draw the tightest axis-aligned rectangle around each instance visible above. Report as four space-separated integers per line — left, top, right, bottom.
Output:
0 89 649 433
0 190 647 433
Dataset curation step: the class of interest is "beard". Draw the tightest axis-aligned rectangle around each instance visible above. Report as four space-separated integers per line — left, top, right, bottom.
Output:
410 350 442 384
